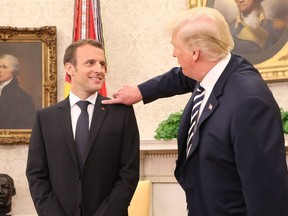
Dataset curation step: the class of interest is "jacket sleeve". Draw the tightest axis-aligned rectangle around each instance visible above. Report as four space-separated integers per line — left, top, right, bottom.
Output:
26 111 67 216
138 67 196 104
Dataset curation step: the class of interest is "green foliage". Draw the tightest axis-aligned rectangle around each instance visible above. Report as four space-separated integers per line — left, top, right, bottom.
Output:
280 108 288 134
154 110 183 140
155 108 288 140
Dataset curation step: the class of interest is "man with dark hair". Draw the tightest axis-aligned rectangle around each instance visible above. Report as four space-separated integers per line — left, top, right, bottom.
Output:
0 174 16 215
26 39 140 216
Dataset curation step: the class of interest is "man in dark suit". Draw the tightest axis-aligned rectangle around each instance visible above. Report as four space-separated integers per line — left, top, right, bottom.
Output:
103 7 288 216
26 39 140 216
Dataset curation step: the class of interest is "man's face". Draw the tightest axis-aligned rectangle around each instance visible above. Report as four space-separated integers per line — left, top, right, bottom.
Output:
0 176 15 207
235 0 259 16
171 31 201 80
66 44 106 98
0 58 14 84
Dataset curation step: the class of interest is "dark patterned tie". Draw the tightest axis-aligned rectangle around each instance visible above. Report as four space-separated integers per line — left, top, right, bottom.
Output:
186 85 205 157
75 101 90 168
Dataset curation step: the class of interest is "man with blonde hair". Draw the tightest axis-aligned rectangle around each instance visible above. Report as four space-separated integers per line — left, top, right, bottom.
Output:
103 7 288 216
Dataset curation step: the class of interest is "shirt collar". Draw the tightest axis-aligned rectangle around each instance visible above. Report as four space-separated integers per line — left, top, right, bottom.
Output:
200 53 231 92
0 77 13 88
69 92 98 108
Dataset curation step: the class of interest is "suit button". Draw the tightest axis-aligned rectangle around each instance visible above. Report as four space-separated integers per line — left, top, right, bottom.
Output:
75 203 81 208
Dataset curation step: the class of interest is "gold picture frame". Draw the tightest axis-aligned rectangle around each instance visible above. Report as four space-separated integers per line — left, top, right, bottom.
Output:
0 26 57 144
188 0 288 82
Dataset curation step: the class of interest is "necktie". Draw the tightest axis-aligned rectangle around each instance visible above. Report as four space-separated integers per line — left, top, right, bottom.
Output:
186 85 205 157
75 101 90 168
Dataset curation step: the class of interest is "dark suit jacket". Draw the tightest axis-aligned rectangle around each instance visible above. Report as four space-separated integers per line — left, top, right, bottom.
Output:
0 77 35 129
139 54 288 216
26 94 140 216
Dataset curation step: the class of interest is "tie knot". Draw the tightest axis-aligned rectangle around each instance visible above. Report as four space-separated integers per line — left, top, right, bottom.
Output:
193 85 205 102
77 101 90 110
197 85 205 93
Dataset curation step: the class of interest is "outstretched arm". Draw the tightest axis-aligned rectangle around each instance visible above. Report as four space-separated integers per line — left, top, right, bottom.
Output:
102 67 195 105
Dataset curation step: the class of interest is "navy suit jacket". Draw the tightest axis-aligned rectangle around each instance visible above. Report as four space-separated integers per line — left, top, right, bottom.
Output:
139 54 288 216
26 94 140 216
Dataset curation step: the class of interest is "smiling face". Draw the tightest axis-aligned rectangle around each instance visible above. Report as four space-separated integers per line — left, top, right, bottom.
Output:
65 44 106 99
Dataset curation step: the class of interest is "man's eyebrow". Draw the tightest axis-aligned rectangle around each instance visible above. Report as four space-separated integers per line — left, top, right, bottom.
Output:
84 59 106 65
84 59 95 63
99 61 107 65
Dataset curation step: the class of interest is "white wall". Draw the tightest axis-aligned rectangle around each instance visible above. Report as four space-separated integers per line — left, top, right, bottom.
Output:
0 0 287 215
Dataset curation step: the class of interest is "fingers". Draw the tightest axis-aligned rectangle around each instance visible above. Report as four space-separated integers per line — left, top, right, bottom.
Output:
101 85 142 105
101 98 120 105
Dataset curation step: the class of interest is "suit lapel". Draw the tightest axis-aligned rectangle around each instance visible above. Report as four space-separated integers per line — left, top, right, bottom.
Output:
177 85 199 160
83 94 108 164
56 97 80 169
185 54 239 159
186 94 219 158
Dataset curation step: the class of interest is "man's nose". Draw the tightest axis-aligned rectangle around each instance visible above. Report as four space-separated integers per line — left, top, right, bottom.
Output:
95 62 102 70
94 62 105 73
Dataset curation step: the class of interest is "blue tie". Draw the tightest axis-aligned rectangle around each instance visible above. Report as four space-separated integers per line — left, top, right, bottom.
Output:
186 85 205 157
75 101 90 168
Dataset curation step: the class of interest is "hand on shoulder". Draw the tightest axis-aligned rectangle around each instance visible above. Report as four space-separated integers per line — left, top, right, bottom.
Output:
101 85 143 105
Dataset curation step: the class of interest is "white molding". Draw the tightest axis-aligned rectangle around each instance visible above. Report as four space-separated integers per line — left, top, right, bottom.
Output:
140 139 177 152
141 135 288 152
139 135 288 183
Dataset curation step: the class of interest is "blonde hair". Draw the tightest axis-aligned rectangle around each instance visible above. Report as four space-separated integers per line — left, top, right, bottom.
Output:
170 7 234 61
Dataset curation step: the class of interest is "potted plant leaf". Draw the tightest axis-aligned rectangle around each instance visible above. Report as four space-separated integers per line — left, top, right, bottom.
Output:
155 108 288 140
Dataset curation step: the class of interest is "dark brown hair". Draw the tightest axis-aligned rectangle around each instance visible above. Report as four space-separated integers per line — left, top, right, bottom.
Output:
63 39 104 66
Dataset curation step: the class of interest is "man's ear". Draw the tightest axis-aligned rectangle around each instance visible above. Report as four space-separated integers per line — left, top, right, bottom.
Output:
11 188 16 196
65 62 75 77
192 50 200 61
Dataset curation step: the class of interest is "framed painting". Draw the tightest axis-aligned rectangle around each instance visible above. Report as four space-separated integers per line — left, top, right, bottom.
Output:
188 0 288 82
0 26 57 144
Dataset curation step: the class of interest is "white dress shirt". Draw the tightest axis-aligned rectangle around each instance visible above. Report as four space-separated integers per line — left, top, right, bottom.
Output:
0 78 12 96
69 92 98 139
198 53 231 117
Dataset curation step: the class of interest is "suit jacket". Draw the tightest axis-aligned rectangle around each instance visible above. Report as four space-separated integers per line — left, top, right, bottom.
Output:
26 94 140 216
0 77 35 129
139 54 288 216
